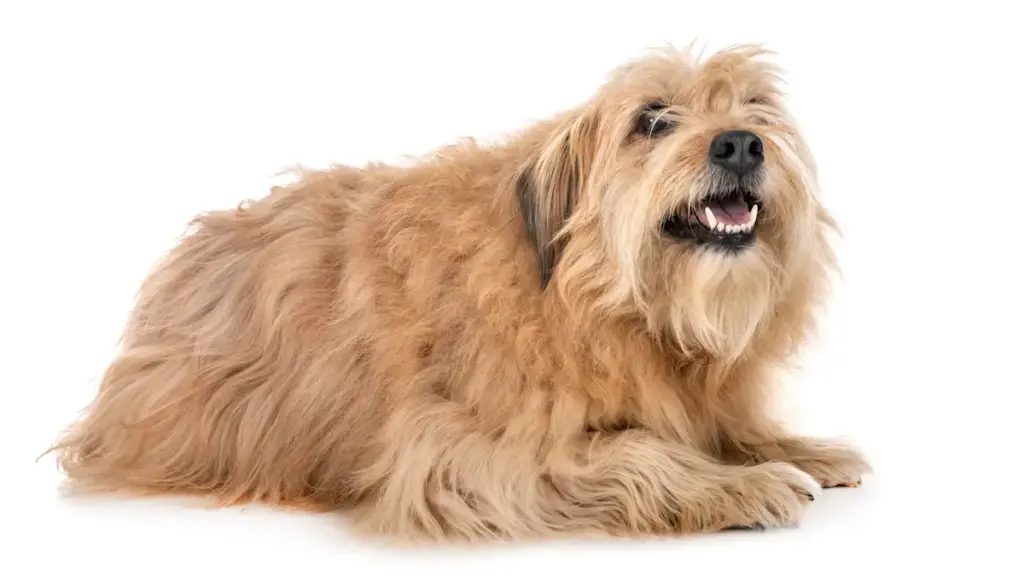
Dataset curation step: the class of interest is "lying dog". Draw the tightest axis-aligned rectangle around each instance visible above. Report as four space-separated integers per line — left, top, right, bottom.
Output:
48 45 869 542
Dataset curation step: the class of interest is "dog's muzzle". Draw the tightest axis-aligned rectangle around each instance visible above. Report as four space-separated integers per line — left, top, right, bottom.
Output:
661 129 766 251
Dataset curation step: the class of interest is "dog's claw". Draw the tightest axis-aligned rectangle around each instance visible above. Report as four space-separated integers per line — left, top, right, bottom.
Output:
724 523 766 531
827 478 863 489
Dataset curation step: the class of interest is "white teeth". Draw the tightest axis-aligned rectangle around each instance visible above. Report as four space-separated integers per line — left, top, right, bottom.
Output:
734 205 759 233
704 207 717 231
741 204 758 231
708 203 758 236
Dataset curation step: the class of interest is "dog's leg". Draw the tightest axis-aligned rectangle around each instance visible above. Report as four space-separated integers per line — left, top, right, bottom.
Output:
722 435 871 489
353 403 821 541
707 366 871 488
541 430 824 534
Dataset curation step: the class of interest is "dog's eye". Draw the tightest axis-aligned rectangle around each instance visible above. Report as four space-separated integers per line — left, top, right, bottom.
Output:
745 96 769 106
637 104 674 137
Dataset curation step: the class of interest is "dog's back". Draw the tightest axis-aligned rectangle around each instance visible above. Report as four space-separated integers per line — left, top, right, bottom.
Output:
47 138 543 511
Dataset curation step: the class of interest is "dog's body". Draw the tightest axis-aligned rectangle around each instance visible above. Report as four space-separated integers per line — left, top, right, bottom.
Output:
49 47 868 541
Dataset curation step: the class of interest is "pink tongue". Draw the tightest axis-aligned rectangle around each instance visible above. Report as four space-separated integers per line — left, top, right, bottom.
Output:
696 198 750 227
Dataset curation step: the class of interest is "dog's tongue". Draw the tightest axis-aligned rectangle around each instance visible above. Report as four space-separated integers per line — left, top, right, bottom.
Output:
695 198 750 227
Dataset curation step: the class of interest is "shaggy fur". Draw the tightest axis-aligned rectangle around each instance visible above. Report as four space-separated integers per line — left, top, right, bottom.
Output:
46 46 869 542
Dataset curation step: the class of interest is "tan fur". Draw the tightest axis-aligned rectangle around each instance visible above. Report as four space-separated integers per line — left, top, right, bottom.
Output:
45 46 869 542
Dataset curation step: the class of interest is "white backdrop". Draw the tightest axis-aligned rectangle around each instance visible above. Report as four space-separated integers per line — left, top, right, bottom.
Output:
2 1 1021 580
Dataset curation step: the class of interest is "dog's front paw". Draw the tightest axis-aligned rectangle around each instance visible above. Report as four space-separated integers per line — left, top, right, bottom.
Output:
782 438 871 488
721 462 821 530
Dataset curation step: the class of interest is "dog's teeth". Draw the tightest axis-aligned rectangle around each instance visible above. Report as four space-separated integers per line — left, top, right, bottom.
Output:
704 207 717 230
717 223 726 233
727 225 737 234
750 204 758 225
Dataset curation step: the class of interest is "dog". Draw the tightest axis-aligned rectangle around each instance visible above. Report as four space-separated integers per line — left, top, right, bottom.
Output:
47 45 869 542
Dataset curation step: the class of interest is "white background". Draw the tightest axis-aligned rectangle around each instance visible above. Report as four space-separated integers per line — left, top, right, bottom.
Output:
3 1 1022 580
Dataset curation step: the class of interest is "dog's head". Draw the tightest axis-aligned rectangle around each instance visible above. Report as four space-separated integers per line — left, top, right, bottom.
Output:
516 46 836 359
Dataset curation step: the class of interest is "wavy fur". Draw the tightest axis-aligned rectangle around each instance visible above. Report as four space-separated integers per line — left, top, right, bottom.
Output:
46 46 869 542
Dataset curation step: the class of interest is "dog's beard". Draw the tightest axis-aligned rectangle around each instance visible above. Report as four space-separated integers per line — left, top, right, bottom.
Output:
652 242 779 360
580 186 775 361
592 176 778 359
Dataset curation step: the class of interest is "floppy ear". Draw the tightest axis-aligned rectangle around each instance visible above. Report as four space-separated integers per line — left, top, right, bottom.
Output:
515 114 597 289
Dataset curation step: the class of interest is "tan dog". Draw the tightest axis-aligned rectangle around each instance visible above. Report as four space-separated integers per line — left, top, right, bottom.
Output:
47 46 869 542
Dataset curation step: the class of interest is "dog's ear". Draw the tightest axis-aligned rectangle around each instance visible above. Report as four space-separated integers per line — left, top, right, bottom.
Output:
515 114 597 289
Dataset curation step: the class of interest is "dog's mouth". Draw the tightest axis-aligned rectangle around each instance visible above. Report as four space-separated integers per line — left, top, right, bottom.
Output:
661 190 761 250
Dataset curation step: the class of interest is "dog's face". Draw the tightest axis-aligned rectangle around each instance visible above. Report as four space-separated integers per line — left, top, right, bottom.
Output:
517 47 835 358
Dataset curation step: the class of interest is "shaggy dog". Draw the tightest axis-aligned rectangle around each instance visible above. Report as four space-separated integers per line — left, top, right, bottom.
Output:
47 46 869 542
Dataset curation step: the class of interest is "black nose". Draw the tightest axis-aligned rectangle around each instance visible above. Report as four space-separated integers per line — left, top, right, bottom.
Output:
709 130 764 176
